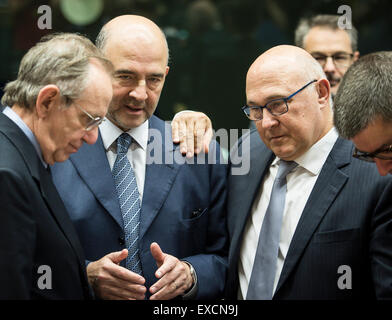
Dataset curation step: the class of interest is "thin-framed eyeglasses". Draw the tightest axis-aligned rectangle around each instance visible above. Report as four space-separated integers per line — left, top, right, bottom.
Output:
73 102 105 131
353 144 392 162
311 52 354 69
242 79 317 121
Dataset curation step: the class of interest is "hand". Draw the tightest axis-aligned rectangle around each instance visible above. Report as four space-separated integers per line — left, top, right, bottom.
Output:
149 242 194 300
87 249 146 300
171 111 213 157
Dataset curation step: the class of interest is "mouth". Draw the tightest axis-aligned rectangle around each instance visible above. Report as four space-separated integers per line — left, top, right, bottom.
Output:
328 78 340 87
124 104 144 114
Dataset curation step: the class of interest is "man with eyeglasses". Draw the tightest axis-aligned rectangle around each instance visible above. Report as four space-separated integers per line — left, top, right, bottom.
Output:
225 45 392 300
0 33 113 299
295 14 359 98
333 51 392 176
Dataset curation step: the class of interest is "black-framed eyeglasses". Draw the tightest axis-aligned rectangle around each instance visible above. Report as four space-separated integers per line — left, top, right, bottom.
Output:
311 52 354 69
242 79 317 121
353 144 392 162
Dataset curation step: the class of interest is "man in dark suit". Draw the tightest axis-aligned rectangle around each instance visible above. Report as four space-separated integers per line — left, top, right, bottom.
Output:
0 33 113 299
333 51 392 176
225 45 392 299
52 15 228 300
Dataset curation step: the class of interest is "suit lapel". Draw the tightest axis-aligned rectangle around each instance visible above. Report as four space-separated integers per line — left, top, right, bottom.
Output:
69 132 124 228
275 138 352 294
139 116 181 240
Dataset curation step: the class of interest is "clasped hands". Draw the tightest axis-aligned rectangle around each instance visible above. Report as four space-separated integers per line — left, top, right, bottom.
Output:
87 242 195 300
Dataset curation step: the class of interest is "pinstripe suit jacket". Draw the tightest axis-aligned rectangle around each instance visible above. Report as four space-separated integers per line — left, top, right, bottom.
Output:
225 129 392 299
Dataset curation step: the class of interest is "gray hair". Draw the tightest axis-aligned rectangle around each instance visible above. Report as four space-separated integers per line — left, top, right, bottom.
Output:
333 51 392 139
1 33 113 110
295 14 358 52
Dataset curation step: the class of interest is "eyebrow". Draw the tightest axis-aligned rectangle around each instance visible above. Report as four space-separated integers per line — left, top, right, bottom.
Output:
357 143 392 154
310 51 350 55
114 69 165 78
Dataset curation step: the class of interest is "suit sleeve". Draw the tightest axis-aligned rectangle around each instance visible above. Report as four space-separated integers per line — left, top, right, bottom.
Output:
370 178 392 299
0 169 36 299
182 140 229 299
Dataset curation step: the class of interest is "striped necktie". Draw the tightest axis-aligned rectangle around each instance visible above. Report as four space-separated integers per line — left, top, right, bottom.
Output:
112 133 143 275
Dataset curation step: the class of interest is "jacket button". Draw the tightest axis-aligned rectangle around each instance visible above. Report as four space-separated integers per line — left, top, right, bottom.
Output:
118 237 125 245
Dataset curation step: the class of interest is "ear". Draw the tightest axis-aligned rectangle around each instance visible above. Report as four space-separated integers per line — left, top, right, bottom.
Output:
35 85 61 119
353 51 360 62
165 66 170 76
316 78 330 109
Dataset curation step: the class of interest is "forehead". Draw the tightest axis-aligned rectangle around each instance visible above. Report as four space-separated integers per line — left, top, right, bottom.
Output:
105 31 168 72
246 62 303 104
352 118 392 152
77 65 113 116
304 27 352 54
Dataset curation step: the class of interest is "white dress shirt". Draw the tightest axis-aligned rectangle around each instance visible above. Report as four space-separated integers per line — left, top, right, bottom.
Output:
238 127 339 299
99 118 149 202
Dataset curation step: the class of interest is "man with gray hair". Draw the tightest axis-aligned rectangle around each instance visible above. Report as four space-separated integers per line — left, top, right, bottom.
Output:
0 33 113 299
295 14 359 97
333 51 392 176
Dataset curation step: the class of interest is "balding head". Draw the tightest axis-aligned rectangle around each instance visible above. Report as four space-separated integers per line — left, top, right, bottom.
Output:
245 45 333 161
95 15 170 131
248 45 325 89
96 15 169 65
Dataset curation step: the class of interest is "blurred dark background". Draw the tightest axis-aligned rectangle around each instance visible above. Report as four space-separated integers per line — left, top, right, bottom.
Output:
0 0 391 131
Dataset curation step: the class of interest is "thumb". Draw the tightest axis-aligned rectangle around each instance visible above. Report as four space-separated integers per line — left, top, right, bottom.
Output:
107 249 128 265
150 242 166 268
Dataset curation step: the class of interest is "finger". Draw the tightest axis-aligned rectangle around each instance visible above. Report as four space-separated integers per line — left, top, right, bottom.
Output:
186 120 195 158
178 121 187 155
203 127 213 154
107 249 128 265
172 119 180 143
150 242 167 270
106 263 145 285
194 119 206 154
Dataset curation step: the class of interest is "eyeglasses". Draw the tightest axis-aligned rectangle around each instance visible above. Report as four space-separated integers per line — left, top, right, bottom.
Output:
73 102 105 131
311 52 354 69
353 144 392 162
242 79 317 121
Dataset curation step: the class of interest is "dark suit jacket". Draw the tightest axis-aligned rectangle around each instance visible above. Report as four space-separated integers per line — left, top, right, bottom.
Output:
0 113 92 299
52 115 229 299
226 129 392 299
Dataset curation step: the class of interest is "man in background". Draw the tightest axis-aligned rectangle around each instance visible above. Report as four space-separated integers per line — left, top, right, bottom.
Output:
295 14 359 97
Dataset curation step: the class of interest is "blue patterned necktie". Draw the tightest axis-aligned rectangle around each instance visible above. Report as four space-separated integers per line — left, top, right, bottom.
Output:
246 160 298 300
112 133 143 275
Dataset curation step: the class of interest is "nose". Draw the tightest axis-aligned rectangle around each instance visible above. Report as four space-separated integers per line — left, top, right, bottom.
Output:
261 108 279 130
374 158 392 176
129 79 148 101
83 127 99 145
323 56 337 73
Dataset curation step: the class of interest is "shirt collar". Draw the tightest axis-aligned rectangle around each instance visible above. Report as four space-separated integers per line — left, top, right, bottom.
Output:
3 106 48 168
273 127 339 176
100 117 149 152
